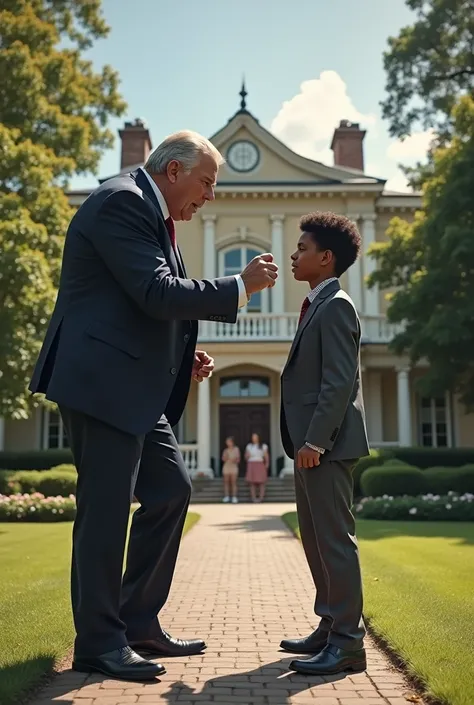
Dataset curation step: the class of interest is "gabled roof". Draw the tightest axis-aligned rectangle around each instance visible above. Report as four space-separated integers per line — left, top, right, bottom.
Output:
211 106 385 188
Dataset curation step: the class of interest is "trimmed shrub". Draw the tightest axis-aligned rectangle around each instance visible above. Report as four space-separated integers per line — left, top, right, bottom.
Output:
422 466 474 495
360 464 426 498
13 471 44 493
0 449 74 470
49 464 77 475
13 470 77 497
0 471 21 495
354 493 474 521
390 447 474 469
38 471 77 497
353 449 392 496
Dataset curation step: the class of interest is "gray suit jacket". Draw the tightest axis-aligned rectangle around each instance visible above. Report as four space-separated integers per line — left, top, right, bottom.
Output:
280 279 369 461
29 169 239 436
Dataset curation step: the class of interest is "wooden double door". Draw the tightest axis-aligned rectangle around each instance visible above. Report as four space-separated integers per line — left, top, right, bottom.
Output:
219 403 271 476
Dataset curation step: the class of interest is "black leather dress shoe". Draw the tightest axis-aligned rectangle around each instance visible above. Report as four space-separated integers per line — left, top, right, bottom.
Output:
73 646 165 680
280 628 328 654
130 631 206 657
290 644 367 676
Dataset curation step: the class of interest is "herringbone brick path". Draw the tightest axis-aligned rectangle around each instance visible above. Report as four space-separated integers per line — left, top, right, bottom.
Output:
31 503 421 705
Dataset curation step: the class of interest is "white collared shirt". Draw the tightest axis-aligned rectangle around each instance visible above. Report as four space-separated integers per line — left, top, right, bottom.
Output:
307 277 338 303
138 167 247 307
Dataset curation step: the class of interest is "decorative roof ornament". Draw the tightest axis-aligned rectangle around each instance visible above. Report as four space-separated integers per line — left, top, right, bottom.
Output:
239 77 248 112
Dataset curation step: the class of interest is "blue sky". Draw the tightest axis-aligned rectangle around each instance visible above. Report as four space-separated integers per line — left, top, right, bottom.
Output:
72 0 430 191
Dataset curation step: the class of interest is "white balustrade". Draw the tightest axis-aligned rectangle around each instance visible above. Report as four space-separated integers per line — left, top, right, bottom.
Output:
199 313 403 344
179 444 199 474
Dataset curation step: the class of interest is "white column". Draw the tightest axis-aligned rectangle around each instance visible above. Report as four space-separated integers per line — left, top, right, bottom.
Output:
202 214 216 279
346 213 363 311
196 377 213 478
366 371 383 444
270 215 285 313
362 214 379 316
397 366 412 447
0 418 5 451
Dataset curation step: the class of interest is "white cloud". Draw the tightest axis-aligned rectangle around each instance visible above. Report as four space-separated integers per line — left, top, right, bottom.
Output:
270 70 377 162
385 170 411 193
387 129 434 162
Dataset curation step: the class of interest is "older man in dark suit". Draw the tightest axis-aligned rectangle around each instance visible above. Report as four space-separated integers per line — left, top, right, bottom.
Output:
29 130 277 681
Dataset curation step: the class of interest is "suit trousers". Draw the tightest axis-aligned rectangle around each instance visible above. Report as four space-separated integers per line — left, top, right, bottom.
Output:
294 456 366 650
59 405 192 656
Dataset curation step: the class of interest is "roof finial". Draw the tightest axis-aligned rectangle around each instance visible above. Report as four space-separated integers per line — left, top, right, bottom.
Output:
239 76 247 111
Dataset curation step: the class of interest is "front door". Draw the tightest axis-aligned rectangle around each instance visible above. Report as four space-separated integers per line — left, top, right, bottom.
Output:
219 404 271 476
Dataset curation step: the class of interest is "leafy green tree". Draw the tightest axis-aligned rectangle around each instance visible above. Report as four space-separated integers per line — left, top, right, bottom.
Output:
0 0 126 418
381 0 474 142
369 96 474 409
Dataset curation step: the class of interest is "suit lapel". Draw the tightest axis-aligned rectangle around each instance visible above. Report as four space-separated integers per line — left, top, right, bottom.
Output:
284 280 340 370
133 169 180 276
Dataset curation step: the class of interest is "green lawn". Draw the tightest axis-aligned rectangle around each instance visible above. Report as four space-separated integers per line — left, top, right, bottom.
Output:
0 511 200 705
282 512 474 705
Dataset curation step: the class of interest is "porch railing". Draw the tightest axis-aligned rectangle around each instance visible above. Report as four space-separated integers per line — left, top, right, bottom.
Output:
198 313 403 344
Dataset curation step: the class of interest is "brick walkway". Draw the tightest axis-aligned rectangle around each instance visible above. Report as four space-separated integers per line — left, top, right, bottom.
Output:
32 503 421 705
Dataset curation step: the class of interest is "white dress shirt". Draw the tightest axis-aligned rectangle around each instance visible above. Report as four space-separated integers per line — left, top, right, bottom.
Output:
138 167 247 308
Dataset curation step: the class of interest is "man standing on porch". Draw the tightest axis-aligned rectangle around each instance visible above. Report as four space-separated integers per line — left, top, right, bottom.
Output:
280 211 369 677
29 130 278 682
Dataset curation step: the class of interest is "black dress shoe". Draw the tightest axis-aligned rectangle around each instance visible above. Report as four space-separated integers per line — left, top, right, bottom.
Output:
130 630 206 657
290 644 367 676
73 646 165 680
280 628 328 654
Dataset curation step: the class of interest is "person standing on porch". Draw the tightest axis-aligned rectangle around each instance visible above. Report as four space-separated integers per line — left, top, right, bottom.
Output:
28 130 278 682
280 211 369 677
245 432 269 502
221 436 240 504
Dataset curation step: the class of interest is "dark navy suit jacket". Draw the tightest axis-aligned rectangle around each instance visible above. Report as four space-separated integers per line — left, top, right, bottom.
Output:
29 169 239 435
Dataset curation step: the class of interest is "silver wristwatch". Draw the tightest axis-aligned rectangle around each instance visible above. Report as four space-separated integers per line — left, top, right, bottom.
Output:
305 442 325 454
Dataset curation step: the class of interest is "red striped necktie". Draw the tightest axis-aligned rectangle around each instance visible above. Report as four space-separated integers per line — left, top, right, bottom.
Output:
298 296 311 325
165 217 176 250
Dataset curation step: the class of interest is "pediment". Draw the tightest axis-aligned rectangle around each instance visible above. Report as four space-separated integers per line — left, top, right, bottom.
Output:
211 110 382 187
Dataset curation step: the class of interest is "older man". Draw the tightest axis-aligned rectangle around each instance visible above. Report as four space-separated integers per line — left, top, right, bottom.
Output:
29 130 277 681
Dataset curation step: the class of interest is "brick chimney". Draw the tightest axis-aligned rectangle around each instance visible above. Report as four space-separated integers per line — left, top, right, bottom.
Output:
119 118 152 170
330 119 366 171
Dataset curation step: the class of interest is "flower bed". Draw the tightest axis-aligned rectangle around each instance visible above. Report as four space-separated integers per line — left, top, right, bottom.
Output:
354 492 474 521
0 493 76 522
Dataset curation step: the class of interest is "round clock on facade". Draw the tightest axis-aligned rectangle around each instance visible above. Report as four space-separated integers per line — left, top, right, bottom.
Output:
226 140 260 173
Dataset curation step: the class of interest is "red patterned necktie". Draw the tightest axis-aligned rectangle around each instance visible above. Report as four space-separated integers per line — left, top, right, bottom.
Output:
298 296 311 325
165 217 176 250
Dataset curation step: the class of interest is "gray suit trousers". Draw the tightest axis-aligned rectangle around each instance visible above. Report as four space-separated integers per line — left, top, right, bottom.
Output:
294 456 366 649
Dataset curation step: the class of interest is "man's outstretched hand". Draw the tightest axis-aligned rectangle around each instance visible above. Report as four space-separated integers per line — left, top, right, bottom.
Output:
241 253 278 295
192 350 215 382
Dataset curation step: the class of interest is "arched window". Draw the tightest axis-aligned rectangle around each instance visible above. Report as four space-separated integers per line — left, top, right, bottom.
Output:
219 246 269 313
219 376 270 398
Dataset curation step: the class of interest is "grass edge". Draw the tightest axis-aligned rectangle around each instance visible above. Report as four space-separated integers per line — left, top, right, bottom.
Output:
8 511 202 705
280 511 447 705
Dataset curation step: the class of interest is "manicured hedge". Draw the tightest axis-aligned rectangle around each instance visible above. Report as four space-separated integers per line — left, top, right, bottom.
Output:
389 447 474 468
0 467 77 497
360 464 474 498
0 449 73 470
361 465 426 498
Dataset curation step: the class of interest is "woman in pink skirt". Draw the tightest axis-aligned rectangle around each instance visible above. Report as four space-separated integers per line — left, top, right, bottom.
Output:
245 432 269 503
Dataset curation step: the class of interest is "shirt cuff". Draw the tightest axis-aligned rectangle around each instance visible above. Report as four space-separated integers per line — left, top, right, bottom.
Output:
235 275 249 308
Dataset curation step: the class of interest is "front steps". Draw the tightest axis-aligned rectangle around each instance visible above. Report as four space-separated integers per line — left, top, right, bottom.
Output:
190 476 295 504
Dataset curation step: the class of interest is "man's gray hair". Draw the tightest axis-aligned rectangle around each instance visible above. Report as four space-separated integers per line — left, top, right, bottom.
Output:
144 130 224 174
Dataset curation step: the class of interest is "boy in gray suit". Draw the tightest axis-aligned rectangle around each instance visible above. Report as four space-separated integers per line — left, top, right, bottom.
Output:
280 212 369 676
